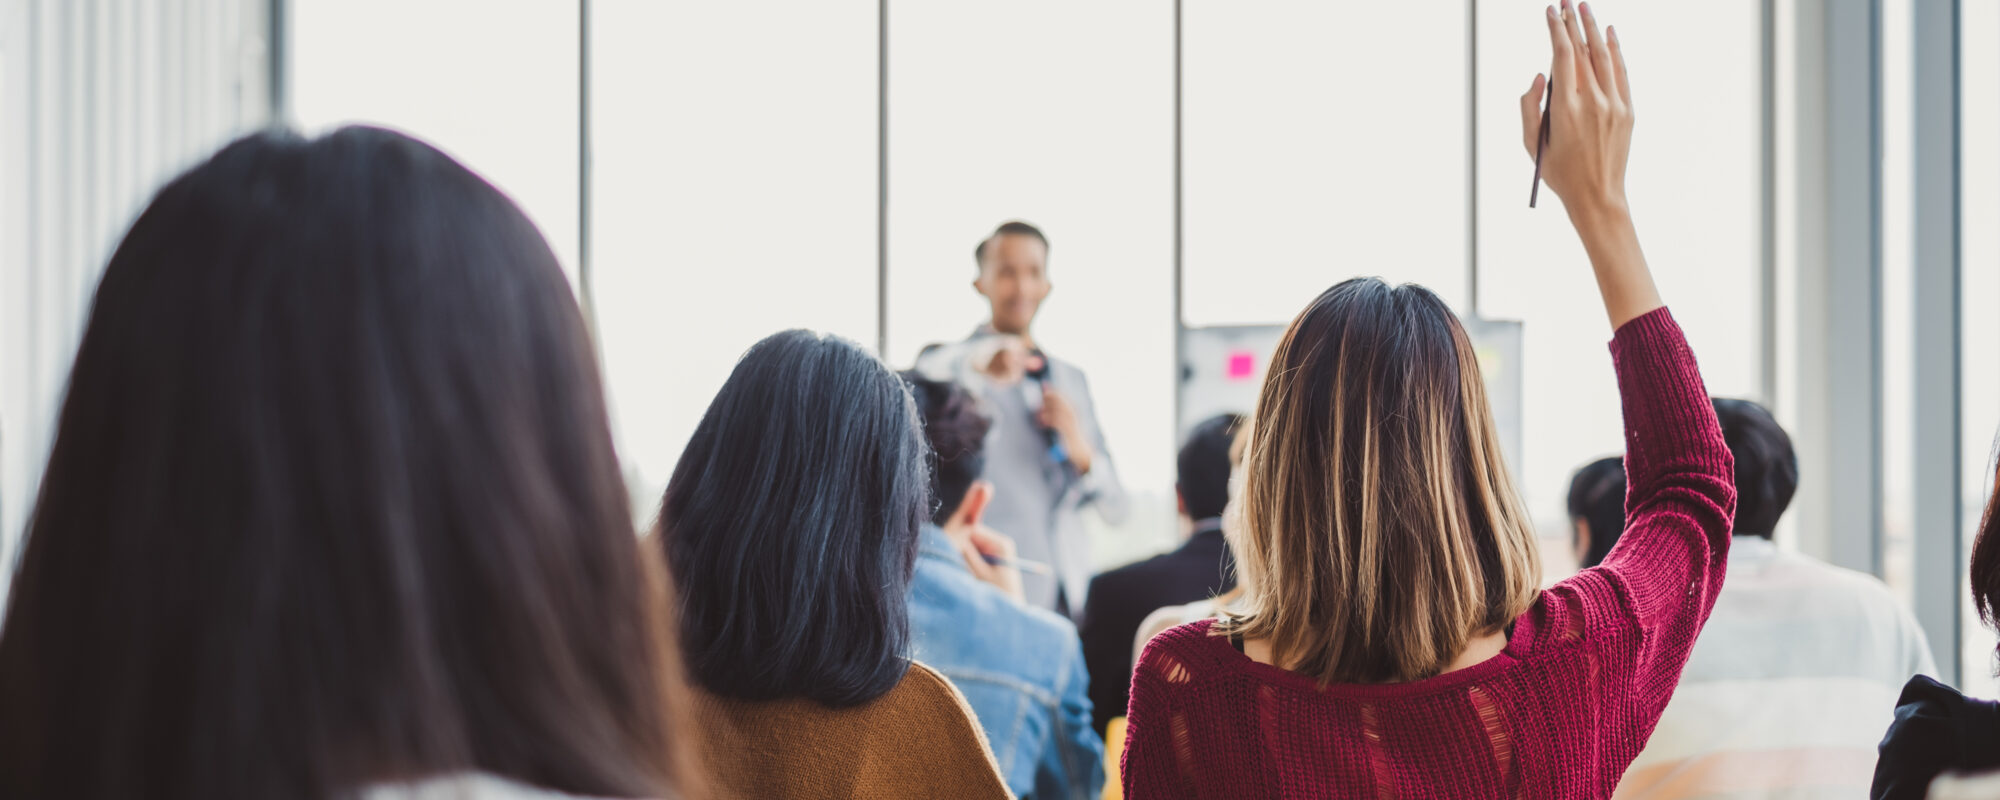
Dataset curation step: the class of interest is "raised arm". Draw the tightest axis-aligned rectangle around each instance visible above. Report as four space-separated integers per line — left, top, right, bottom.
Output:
1524 1 1734 681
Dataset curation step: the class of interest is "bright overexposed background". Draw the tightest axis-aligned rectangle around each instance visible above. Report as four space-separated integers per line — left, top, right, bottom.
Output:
278 0 1797 568
3 0 1973 675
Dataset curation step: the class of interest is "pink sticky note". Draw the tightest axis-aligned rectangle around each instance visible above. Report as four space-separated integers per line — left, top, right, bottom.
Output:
1226 351 1256 381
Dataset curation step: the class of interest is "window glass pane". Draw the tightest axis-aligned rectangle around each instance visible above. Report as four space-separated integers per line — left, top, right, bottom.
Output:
1959 0 2000 698
1476 2 1764 551
1181 1 1469 325
290 0 580 280
885 1 1177 565
1881 0 1916 606
591 1 879 513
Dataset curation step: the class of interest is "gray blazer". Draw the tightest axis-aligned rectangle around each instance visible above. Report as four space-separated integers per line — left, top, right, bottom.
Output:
917 334 1129 614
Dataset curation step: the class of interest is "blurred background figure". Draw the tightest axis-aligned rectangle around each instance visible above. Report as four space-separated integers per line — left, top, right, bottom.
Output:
0 127 697 800
1131 420 1258 661
657 330 1009 800
904 372 1105 800
1567 455 1627 569
916 221 1129 617
1080 412 1242 735
1618 398 1933 799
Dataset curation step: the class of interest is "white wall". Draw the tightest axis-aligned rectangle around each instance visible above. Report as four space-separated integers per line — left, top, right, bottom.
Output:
1 0 271 599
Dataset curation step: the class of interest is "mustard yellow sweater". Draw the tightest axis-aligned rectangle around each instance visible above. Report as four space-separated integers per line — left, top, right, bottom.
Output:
690 661 1011 799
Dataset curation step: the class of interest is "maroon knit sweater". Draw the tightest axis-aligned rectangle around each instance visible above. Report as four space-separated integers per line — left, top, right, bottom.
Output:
1120 308 1735 799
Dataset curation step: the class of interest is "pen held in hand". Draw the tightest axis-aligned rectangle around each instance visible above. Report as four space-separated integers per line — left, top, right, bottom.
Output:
981 553 1055 576
1530 79 1552 208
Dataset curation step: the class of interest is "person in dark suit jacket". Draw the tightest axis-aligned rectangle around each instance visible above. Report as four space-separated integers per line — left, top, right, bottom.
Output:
1078 413 1242 734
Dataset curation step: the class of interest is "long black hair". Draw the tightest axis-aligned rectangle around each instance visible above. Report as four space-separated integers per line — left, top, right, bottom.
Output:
660 329 929 708
0 127 694 800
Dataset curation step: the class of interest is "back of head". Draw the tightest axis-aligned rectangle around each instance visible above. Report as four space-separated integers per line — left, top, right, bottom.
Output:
0 127 688 799
1710 398 1797 537
1227 278 1540 684
1566 456 1628 568
902 373 992 525
1179 414 1244 522
662 330 928 708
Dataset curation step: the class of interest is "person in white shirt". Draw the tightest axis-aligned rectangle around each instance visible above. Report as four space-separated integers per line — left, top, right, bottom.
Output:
1612 398 1936 799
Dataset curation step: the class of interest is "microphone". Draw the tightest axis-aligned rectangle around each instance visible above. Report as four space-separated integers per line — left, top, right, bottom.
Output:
1025 350 1070 468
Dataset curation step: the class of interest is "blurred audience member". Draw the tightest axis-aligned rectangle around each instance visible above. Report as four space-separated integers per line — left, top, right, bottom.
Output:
1619 398 1933 798
1567 456 1627 568
903 373 1105 800
914 220 1128 616
1079 413 1243 734
658 331 1008 800
1873 456 2000 799
1122 10 1741 795
0 128 698 800
1131 420 1256 663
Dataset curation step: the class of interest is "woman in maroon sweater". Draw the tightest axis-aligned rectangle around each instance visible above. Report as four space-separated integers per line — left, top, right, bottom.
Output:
1120 4 1736 798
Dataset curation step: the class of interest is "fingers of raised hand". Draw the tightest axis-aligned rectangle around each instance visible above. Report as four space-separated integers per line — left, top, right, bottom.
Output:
1580 3 1617 98
1545 4 1575 90
1561 1 1591 91
1607 25 1632 108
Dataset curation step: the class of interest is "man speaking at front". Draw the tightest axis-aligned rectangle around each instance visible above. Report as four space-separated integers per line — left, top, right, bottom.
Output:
930 221 1128 618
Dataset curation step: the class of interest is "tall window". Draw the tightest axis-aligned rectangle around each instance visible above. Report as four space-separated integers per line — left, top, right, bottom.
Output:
884 0 1177 563
1181 0 1470 325
1958 0 2000 697
590 1 880 513
290 0 580 279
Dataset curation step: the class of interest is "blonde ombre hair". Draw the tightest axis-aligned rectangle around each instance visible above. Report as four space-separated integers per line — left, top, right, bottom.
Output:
1221 278 1541 684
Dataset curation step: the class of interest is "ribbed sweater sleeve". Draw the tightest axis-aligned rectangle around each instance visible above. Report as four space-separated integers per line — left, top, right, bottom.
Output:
1121 644 1187 799
1595 307 1736 722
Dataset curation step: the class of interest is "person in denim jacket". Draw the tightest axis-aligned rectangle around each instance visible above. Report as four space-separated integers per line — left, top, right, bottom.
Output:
903 372 1105 800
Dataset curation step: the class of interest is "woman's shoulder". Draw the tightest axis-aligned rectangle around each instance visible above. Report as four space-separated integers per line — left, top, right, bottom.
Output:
1873 675 2000 799
695 663 1010 799
1888 674 2000 739
1135 618 1236 678
880 661 1012 796
881 662 1004 755
1133 600 1223 664
892 660 982 714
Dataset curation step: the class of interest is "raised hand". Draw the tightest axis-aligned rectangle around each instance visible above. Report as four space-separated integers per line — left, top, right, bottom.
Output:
1518 1 1660 329
1521 0 1632 216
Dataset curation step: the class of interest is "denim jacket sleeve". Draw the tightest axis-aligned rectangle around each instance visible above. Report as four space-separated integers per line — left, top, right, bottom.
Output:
1038 639 1106 800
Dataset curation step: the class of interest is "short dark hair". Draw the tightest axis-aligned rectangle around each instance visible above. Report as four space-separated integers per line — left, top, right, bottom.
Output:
973 220 1050 268
661 330 929 708
1711 397 1797 538
0 127 691 799
903 373 992 525
1566 456 1628 568
1178 414 1244 521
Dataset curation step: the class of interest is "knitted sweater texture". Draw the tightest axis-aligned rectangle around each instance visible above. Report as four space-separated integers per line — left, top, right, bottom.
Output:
1120 308 1736 799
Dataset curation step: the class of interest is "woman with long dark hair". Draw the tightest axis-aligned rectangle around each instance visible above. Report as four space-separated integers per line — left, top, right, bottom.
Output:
1120 5 1738 796
659 329 1009 799
0 127 696 800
